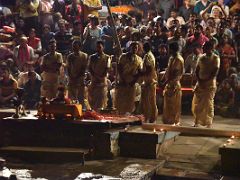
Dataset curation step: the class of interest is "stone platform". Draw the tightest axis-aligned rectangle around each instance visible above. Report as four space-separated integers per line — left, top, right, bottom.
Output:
219 139 240 177
0 114 141 148
0 114 178 163
0 109 15 120
1 113 240 179
119 127 179 159
0 146 87 165
154 116 240 179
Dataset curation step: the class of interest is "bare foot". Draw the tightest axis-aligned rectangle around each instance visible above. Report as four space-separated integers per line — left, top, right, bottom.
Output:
206 124 212 128
192 124 199 127
175 122 181 126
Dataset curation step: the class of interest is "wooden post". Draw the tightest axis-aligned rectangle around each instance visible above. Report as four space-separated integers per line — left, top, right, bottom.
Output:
105 0 122 56
142 123 240 137
105 0 123 92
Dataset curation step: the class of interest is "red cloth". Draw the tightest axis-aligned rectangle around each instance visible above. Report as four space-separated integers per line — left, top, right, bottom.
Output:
156 86 164 94
18 45 30 64
187 33 209 46
65 4 82 22
3 26 15 33
181 87 193 91
83 110 144 121
156 86 193 95
28 37 40 50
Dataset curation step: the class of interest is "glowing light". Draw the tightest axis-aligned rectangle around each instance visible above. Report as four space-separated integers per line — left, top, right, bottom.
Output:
223 144 227 147
231 135 235 139
153 128 156 133
160 128 164 132
227 139 232 143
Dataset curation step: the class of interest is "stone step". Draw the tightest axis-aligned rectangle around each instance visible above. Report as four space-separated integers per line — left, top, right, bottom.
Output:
119 127 179 159
0 118 100 148
92 129 121 159
0 146 89 164
73 158 166 180
120 160 165 180
155 168 218 180
219 139 240 177
0 109 15 120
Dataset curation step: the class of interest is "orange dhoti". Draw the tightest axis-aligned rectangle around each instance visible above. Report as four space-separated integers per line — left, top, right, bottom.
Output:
140 83 158 123
162 82 182 124
115 84 136 114
192 86 216 126
88 83 108 111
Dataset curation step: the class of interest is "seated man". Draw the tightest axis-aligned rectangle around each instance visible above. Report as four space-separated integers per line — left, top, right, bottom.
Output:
18 61 41 87
50 86 70 104
215 79 235 117
13 36 35 72
23 71 41 109
0 67 18 107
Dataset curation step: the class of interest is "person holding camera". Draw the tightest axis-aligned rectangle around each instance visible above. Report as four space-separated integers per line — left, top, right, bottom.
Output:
201 1 227 26
193 0 211 15
166 9 185 28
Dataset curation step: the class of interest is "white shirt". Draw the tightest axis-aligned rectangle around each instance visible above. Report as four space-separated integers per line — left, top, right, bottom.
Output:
166 16 185 28
0 7 12 16
185 53 202 74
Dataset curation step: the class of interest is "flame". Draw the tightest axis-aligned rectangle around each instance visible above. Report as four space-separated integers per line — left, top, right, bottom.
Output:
153 128 156 133
231 135 235 139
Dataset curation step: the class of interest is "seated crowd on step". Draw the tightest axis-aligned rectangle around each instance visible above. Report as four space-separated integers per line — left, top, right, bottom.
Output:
0 0 239 119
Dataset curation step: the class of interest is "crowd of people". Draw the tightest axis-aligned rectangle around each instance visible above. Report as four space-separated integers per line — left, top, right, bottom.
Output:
0 0 239 127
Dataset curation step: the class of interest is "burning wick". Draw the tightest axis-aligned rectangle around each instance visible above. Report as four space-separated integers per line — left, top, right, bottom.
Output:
227 139 232 143
153 128 156 133
173 123 176 126
231 135 235 139
223 144 227 147
124 125 130 131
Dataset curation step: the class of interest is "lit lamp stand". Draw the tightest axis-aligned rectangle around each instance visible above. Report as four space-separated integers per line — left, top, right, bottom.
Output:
12 88 26 119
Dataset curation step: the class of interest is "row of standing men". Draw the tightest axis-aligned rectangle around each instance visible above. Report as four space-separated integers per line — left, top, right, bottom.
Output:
40 39 220 127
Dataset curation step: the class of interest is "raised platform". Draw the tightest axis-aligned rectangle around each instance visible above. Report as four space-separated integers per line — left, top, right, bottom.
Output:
0 114 142 148
0 114 145 161
1 115 240 179
0 114 179 163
